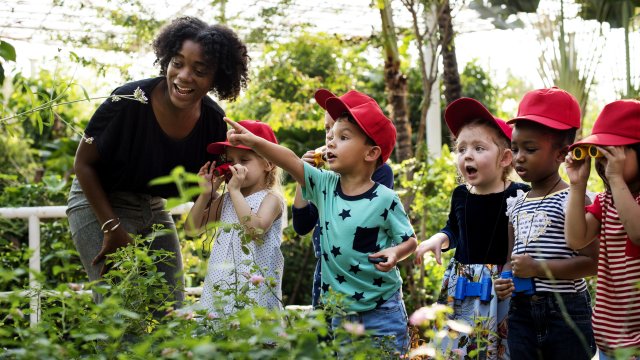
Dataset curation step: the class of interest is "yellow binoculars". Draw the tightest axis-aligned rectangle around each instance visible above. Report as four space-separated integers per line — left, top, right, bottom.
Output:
572 145 603 160
313 146 326 167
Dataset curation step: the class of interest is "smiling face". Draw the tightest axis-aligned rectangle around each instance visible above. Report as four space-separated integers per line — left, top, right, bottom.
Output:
455 123 511 193
511 123 565 184
165 40 215 110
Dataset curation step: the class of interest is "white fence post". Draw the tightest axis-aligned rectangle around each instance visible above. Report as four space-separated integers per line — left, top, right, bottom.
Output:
28 215 41 327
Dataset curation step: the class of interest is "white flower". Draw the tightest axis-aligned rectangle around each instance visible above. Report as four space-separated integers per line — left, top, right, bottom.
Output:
343 322 365 336
110 95 121 102
83 136 94 144
161 348 176 356
409 345 436 358
446 319 473 334
133 87 148 104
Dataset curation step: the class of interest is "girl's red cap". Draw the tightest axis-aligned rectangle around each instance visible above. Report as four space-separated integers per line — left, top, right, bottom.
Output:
570 99 640 149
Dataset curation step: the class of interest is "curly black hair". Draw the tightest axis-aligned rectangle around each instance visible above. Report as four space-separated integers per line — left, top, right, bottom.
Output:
153 16 249 101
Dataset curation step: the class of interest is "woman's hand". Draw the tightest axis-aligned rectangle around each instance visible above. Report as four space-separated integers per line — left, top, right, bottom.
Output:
226 164 248 192
198 161 224 194
92 226 132 276
494 278 514 300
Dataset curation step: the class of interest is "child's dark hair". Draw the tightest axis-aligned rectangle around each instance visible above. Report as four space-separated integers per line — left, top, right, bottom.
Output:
596 142 640 192
339 113 382 167
513 120 577 150
454 118 513 181
153 16 250 101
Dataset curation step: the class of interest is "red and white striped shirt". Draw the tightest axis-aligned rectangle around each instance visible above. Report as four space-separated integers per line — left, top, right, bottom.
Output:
586 192 640 352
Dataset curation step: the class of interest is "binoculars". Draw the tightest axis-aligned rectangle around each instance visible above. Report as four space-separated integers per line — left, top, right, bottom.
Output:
213 163 233 182
313 146 327 167
571 145 603 160
501 270 535 296
454 276 492 305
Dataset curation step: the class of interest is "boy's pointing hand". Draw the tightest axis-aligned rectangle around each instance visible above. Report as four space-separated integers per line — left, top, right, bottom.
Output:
224 117 258 147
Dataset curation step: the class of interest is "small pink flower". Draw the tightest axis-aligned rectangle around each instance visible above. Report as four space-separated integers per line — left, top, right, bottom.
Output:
343 322 365 336
207 312 218 320
249 274 265 285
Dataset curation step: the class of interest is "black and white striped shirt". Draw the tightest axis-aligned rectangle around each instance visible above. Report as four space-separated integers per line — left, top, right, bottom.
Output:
506 189 587 293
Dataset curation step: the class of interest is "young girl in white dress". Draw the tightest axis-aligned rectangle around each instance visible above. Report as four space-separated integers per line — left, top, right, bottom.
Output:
186 120 284 316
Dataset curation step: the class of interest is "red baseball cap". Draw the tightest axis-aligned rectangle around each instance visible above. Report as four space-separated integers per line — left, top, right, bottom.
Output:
323 90 396 163
207 120 278 154
445 97 512 140
570 99 640 149
508 87 581 130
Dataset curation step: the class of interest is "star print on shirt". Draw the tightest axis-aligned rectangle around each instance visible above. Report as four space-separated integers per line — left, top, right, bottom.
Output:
372 277 385 287
375 297 386 308
322 190 327 199
321 282 330 292
308 177 315 190
339 209 351 220
336 274 346 284
401 233 412 242
325 221 330 230
330 246 342 258
318 226 323 236
363 191 378 201
322 251 329 261
352 291 365 301
380 208 389 220
349 264 361 274
389 200 398 211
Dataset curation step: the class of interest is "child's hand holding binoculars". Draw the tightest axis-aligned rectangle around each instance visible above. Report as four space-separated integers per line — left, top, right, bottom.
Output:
198 161 227 195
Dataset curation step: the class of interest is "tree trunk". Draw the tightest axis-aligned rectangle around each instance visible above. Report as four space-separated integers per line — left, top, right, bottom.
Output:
379 0 413 162
438 1 461 104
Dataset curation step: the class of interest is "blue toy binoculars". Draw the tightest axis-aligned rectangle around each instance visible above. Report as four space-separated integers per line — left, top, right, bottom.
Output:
501 270 535 296
454 276 492 305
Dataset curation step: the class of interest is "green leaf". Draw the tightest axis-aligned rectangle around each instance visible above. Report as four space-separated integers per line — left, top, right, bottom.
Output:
148 175 175 186
241 245 250 255
0 63 4 85
77 83 91 102
0 40 16 61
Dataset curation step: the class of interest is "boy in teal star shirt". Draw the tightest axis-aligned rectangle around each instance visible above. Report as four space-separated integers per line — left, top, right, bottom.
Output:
224 90 417 355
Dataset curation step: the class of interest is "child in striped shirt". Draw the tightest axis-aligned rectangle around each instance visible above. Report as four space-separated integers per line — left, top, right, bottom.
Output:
565 99 640 359
494 87 598 359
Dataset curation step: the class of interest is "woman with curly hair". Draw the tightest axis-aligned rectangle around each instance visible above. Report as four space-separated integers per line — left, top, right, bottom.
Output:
67 17 250 306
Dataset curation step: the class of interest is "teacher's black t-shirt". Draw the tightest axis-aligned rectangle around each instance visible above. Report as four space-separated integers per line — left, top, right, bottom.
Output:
84 77 227 198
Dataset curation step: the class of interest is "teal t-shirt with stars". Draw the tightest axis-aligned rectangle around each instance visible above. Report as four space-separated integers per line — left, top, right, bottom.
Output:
301 162 415 312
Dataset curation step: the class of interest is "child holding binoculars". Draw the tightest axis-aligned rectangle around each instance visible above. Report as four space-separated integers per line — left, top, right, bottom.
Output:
494 87 597 360
565 99 640 360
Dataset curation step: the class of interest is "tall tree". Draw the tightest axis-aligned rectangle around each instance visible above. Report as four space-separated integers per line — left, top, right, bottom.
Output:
438 1 461 104
579 0 640 97
379 0 414 161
